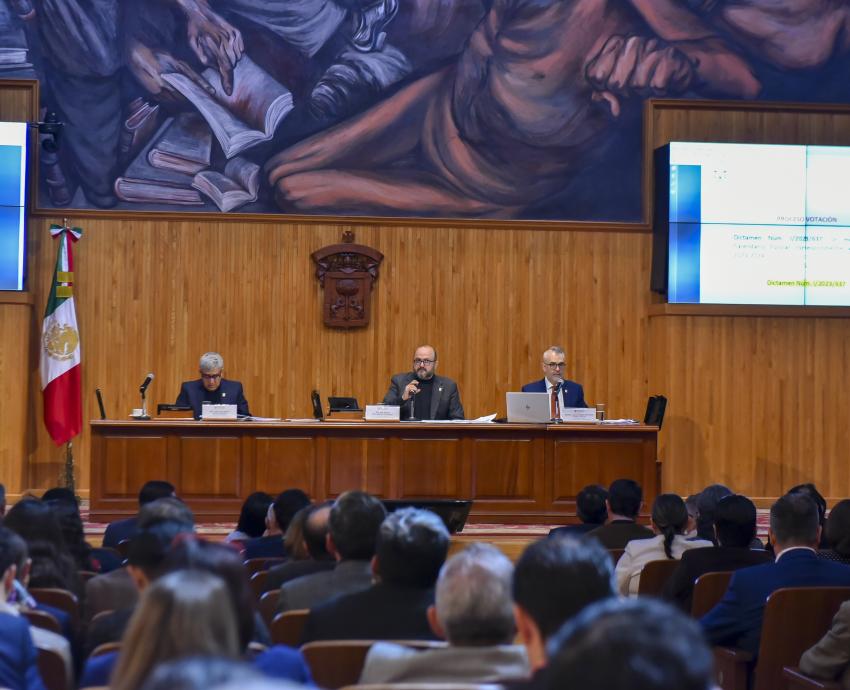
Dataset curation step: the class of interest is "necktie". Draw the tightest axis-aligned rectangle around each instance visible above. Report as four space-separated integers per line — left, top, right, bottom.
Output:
551 387 559 420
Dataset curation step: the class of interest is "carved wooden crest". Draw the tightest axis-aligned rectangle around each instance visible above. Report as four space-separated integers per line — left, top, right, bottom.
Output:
312 231 384 328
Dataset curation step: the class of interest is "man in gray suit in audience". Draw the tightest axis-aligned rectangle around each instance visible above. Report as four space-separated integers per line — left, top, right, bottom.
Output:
359 542 529 684
277 490 386 613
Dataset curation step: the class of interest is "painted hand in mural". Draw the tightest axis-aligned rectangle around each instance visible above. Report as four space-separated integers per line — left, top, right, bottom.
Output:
585 35 696 117
128 40 215 102
175 0 245 95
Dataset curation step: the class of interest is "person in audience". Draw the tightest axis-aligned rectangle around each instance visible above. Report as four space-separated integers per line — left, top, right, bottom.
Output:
102 480 176 549
301 507 449 642
684 494 700 538
0 611 45 690
799 599 850 688
225 492 274 544
47 496 122 573
265 503 335 591
175 351 251 419
586 479 654 549
83 570 241 690
663 494 771 612
4 498 80 596
549 485 607 538
138 657 262 690
521 345 587 409
820 499 850 565
0 483 6 517
701 492 850 656
789 482 830 548
85 497 194 622
615 493 713 595
544 598 714 690
41 487 77 503
282 503 310 561
695 484 733 543
509 536 617 686
243 489 310 560
0 526 72 683
359 542 528 684
277 490 386 612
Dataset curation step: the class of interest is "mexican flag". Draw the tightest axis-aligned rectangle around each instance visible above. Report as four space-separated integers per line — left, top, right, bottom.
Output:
40 224 82 445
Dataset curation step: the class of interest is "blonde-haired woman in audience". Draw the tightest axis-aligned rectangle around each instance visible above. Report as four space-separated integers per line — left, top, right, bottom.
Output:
615 494 713 596
111 569 240 690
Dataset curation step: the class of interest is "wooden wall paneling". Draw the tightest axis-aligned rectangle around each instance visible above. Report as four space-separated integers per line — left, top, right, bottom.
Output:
0 296 33 496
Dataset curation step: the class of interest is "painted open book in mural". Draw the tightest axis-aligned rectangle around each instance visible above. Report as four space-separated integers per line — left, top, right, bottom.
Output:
4 0 850 221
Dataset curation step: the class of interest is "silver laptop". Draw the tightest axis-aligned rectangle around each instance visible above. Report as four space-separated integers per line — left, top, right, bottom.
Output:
506 392 552 423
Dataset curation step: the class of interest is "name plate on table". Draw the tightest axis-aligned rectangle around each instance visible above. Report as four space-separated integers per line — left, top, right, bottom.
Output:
561 407 598 423
201 404 237 420
365 404 401 421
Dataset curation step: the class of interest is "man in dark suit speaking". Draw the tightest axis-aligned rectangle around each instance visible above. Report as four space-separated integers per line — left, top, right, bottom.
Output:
175 351 250 419
522 346 587 413
383 345 464 420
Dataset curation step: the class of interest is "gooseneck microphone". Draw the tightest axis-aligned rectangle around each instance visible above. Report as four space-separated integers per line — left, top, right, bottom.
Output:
139 373 155 395
405 378 420 422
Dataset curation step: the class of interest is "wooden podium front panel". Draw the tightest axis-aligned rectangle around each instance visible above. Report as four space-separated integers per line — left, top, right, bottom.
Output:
396 438 462 498
324 437 389 498
469 438 537 500
176 436 241 498
551 435 657 506
254 437 317 496
100 435 168 497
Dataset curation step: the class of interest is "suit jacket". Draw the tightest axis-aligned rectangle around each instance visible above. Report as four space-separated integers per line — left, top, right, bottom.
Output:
662 546 773 613
700 548 850 656
101 516 138 549
243 535 285 560
800 600 850 689
615 534 714 595
0 612 46 690
549 523 601 539
301 582 438 643
586 519 654 550
521 378 586 408
360 642 529 685
265 559 336 592
175 378 250 418
383 373 464 420
84 567 138 622
277 559 373 613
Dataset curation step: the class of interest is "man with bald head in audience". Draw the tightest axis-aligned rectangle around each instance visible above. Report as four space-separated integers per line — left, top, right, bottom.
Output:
360 542 528 684
264 502 335 591
277 490 386 612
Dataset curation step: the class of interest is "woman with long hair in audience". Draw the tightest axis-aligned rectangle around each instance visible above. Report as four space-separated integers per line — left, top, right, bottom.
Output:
3 498 81 595
110 570 241 690
820 499 850 565
226 492 274 544
615 493 713 596
46 496 122 573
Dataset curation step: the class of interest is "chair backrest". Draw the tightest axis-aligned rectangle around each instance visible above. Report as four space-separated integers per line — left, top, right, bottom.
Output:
89 641 122 658
23 609 62 635
77 570 98 583
116 540 131 558
37 646 72 690
782 666 842 689
243 557 286 575
753 587 850 690
270 609 310 647
250 570 269 600
259 589 281 628
637 559 680 596
30 588 80 630
691 571 734 619
607 549 625 565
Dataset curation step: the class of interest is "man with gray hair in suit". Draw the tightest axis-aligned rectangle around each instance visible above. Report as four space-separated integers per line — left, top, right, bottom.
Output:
359 542 529 684
175 351 250 419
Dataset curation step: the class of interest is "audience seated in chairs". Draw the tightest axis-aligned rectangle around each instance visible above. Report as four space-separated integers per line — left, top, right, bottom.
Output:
265 503 335 592
789 483 830 549
615 493 712 596
301 507 449 643
548 485 608 539
243 489 311 560
0 526 72 686
0 609 45 690
43 491 121 573
507 536 617 689
136 656 265 690
544 598 714 690
662 494 771 612
225 492 274 544
799 598 850 687
701 492 850 656
585 479 654 549
359 543 528 685
84 497 194 624
277 491 386 614
695 484 733 543
819 499 850 566
101 481 176 550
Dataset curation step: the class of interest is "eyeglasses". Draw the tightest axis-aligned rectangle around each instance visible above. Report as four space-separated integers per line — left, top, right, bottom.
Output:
413 359 435 366
201 372 222 380
544 362 566 369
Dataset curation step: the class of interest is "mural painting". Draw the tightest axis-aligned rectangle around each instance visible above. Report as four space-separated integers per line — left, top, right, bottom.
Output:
2 0 850 222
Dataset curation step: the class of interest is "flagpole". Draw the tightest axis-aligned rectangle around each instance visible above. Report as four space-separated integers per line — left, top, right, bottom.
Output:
63 440 76 493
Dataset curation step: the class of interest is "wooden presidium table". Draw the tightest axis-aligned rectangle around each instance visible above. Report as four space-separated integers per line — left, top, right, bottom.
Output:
90 420 660 524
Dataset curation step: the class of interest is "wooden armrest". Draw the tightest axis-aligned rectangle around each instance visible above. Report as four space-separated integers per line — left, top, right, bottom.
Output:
713 646 754 690
782 667 842 690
